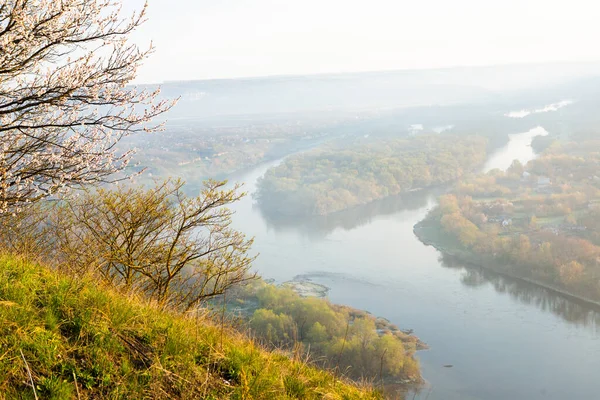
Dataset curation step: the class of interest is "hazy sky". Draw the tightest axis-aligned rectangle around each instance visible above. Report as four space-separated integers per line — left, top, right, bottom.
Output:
127 0 600 83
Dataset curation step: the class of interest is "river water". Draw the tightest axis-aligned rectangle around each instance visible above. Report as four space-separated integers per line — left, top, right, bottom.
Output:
483 126 548 173
225 129 600 400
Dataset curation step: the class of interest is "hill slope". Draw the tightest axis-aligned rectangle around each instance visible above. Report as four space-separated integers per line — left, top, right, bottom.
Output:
0 255 381 399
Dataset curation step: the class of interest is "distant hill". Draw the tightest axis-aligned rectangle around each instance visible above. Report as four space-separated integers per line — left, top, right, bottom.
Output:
142 62 600 119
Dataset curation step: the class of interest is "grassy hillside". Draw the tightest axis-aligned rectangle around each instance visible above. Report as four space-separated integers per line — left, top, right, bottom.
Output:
0 255 381 399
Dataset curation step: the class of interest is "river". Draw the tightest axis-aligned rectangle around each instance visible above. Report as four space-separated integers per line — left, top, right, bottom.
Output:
483 126 548 173
225 128 600 400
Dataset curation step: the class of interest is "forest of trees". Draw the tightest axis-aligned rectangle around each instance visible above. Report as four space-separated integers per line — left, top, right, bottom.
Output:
231 281 423 385
418 134 600 301
255 135 488 216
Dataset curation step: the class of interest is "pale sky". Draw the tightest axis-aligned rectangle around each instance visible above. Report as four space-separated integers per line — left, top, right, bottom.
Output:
126 0 600 83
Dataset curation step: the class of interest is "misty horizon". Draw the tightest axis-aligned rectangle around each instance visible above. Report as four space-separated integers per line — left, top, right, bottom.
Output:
137 59 600 85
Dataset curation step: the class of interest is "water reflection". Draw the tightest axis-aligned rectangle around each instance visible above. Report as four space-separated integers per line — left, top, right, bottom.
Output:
440 254 600 329
256 187 443 236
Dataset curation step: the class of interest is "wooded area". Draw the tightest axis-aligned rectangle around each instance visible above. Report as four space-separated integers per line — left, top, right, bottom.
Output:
421 134 600 300
256 135 487 216
231 281 423 384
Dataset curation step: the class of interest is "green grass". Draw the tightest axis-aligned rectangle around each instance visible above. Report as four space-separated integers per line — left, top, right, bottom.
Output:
0 254 381 399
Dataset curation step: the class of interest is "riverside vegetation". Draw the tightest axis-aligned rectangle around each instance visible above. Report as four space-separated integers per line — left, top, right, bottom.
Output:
415 133 600 303
229 281 424 386
255 135 487 216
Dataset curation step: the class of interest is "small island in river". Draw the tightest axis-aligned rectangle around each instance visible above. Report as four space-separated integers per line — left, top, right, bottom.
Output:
255 135 487 216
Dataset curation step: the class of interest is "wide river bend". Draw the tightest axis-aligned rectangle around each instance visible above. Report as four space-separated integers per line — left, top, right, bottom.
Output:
224 129 600 400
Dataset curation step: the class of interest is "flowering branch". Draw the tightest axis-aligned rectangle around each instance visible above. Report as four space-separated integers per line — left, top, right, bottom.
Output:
0 0 174 212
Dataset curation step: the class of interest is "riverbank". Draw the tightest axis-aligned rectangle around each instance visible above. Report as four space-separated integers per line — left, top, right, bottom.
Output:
413 216 600 310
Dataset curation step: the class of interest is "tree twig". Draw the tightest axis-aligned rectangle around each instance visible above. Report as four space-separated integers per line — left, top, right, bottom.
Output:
73 371 81 400
20 349 39 400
